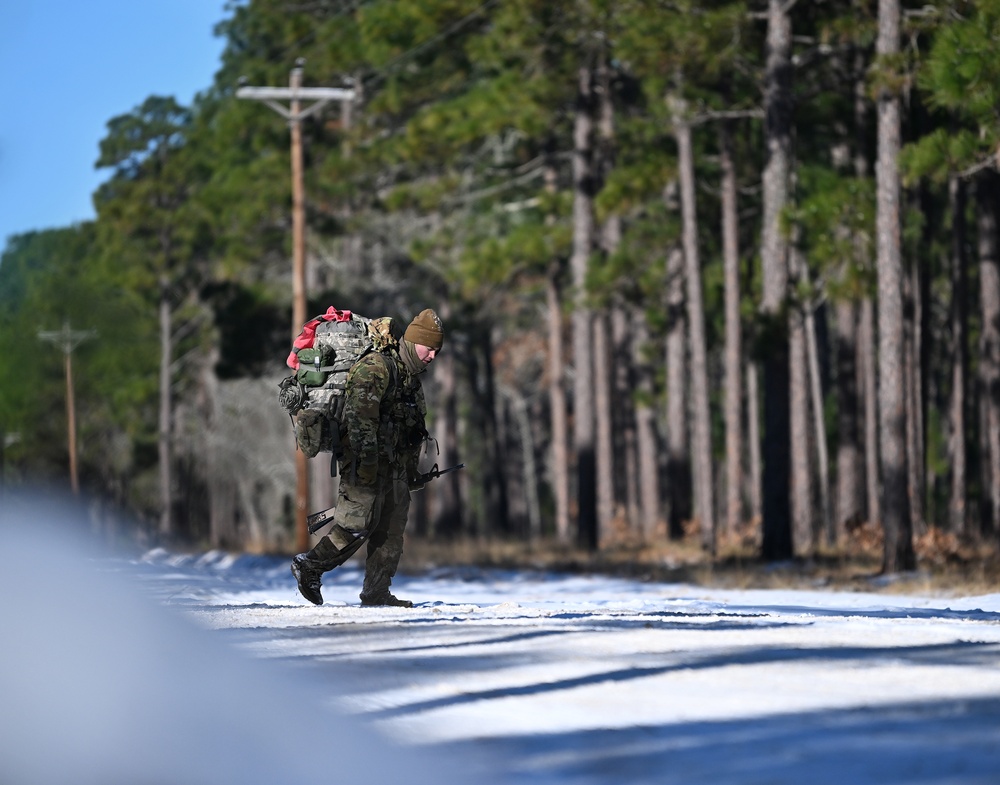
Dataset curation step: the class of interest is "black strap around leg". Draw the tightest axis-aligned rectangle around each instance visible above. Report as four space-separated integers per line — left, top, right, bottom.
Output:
325 525 370 569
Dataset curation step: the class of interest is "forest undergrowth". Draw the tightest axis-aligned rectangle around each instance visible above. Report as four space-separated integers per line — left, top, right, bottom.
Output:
400 525 1000 598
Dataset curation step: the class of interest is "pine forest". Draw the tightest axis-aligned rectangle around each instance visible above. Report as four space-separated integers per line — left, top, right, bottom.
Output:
4 0 1000 577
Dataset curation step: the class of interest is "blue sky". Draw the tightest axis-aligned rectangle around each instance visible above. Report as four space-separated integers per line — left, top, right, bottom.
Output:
0 1 229 252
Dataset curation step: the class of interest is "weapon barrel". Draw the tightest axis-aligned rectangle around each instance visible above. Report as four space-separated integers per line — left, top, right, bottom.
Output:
432 462 465 478
306 506 337 534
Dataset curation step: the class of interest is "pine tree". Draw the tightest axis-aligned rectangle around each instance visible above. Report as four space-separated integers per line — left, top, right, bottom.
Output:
94 96 208 541
874 0 914 572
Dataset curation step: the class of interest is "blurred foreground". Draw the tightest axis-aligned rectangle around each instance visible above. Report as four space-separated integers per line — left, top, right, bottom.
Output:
0 490 491 785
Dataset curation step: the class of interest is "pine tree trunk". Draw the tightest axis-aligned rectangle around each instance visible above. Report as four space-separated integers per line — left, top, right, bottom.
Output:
596 52 629 538
594 54 616 545
433 301 462 537
860 297 881 527
720 121 744 539
571 65 598 550
906 192 928 538
746 361 763 525
614 307 640 530
875 0 914 572
200 340 231 549
805 302 832 546
547 266 571 543
834 299 863 540
948 176 969 534
664 239 690 539
672 96 715 553
498 383 541 538
977 171 1000 540
760 0 793 560
544 150 571 544
158 279 173 540
978 393 992 538
848 31 875 535
633 309 662 538
594 311 615 543
788 272 814 555
470 325 509 536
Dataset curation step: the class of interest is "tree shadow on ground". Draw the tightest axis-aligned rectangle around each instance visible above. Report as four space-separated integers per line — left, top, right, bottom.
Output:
443 695 1000 785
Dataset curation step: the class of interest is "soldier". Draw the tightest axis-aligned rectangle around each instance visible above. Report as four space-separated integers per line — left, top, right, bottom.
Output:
290 308 444 607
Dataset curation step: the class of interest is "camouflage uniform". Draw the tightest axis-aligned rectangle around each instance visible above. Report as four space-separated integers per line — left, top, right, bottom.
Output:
292 315 433 606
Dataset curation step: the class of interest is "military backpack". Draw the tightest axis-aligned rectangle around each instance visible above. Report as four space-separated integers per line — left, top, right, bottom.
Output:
278 307 379 459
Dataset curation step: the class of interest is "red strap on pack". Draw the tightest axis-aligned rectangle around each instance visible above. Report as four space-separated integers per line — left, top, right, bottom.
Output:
286 307 353 369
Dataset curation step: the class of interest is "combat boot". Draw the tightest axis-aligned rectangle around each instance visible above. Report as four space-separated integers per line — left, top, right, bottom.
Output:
360 591 414 608
291 555 325 605
361 543 409 607
290 536 344 605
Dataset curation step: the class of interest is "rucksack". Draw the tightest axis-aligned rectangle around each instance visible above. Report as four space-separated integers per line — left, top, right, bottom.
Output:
278 306 399 460
278 307 376 458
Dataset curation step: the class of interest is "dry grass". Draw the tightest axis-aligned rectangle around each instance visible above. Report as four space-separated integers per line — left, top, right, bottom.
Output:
400 525 1000 598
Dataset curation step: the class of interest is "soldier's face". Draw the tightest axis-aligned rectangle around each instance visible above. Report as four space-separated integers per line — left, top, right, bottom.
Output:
415 344 438 364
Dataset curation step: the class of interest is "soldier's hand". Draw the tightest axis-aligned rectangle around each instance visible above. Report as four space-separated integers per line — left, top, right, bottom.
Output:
357 460 378 486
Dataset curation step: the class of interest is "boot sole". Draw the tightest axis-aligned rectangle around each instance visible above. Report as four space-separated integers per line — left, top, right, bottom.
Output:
360 598 414 608
290 561 324 606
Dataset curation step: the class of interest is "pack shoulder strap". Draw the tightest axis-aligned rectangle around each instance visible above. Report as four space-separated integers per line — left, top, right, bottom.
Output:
358 350 399 398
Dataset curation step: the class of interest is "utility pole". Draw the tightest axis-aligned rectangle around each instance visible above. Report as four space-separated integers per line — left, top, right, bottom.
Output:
237 61 355 551
38 320 97 495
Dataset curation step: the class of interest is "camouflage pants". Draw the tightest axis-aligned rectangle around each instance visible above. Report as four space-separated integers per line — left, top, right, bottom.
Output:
314 460 411 599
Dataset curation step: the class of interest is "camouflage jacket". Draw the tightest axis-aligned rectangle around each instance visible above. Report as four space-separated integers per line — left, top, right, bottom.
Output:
341 318 427 478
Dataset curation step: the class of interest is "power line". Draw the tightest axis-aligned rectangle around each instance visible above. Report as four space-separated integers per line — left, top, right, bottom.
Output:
241 0 498 93
362 0 500 92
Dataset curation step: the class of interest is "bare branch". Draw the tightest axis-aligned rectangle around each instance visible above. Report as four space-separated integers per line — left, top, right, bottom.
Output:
691 108 764 126
960 156 998 180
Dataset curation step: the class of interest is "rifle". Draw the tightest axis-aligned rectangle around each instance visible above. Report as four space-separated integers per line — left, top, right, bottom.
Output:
306 506 338 535
410 462 465 492
306 462 465 535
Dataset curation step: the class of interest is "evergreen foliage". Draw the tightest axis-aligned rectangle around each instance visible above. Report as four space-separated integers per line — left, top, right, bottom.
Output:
2 0 999 565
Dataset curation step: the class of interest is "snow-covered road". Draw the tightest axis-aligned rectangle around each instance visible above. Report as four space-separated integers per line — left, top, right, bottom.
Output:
140 549 1000 784
4 490 999 785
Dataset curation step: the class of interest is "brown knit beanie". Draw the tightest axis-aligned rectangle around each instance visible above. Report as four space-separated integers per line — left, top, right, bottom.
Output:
404 308 444 350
